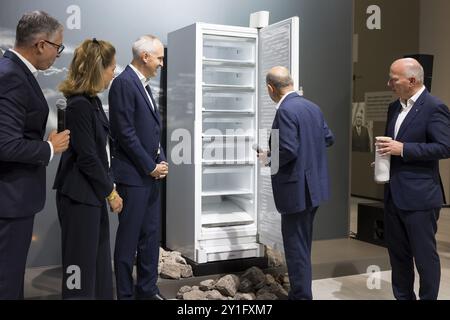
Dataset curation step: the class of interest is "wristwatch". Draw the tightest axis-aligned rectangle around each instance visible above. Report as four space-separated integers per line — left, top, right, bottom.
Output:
107 190 117 201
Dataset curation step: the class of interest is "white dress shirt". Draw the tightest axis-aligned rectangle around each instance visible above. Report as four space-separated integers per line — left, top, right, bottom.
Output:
276 90 297 110
9 49 54 162
129 64 155 111
394 86 426 139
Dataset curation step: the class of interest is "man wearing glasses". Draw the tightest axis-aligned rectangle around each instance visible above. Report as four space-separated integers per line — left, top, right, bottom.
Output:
0 11 70 299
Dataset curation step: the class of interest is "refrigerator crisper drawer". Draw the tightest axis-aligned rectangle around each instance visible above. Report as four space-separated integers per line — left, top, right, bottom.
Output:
203 66 255 87
202 92 255 113
201 195 254 227
202 166 254 196
202 116 254 136
203 35 256 62
202 137 253 163
201 224 258 240
197 243 263 263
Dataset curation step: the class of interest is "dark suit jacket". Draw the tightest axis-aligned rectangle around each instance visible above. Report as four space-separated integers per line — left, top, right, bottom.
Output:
0 50 51 218
352 125 371 152
271 93 334 214
384 89 450 211
53 95 114 207
108 66 166 187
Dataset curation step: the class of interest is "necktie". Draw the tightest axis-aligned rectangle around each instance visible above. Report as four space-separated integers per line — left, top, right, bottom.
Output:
145 85 161 156
145 85 156 111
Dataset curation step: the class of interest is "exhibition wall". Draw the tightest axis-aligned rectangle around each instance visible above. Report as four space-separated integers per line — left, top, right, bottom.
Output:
351 0 449 203
0 0 353 267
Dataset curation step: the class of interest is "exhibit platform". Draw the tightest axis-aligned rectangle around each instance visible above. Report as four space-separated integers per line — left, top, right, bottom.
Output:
24 238 391 300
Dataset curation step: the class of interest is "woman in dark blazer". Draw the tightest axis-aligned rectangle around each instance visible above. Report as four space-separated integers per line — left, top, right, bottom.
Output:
53 38 122 299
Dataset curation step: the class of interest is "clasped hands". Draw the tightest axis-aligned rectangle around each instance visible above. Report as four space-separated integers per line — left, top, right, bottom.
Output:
108 189 123 214
150 161 169 180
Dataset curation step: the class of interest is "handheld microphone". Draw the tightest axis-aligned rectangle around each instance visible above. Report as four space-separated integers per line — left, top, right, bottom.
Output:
56 98 67 133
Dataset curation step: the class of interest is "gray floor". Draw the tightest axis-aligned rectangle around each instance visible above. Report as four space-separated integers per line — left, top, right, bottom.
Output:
23 197 450 300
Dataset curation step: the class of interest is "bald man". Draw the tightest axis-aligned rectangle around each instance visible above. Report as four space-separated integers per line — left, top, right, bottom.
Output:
262 66 334 299
377 58 450 300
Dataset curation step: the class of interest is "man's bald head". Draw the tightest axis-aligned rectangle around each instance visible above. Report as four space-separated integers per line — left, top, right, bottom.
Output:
391 58 424 84
266 66 294 103
266 66 294 91
388 58 425 100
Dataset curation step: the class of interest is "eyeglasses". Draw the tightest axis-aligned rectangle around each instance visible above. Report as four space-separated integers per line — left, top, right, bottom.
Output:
42 40 65 55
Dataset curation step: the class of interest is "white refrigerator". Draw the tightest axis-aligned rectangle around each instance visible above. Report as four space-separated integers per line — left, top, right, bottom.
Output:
166 17 299 263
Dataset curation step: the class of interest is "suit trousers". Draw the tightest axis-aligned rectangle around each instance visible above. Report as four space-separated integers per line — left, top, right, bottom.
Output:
281 207 317 300
0 216 34 299
384 195 441 300
114 182 161 299
57 192 113 299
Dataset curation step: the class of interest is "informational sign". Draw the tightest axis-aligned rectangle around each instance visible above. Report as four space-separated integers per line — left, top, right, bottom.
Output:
364 91 396 122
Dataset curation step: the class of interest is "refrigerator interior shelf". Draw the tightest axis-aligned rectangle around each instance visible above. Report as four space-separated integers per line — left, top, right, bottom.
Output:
202 135 254 140
203 58 255 67
202 160 255 165
202 190 253 197
202 201 254 227
202 165 253 173
202 108 255 114
202 84 255 91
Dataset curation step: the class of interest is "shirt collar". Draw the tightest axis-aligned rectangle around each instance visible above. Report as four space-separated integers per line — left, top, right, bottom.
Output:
9 49 38 78
400 85 426 110
276 90 297 110
129 64 151 87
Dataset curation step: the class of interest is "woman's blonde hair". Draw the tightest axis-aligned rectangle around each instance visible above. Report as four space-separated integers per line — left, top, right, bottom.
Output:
59 38 115 97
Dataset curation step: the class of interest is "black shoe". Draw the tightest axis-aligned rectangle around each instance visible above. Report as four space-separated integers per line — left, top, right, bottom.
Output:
148 293 166 300
137 293 166 300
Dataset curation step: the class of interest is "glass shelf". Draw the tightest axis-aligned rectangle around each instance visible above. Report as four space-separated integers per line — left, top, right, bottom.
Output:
203 58 255 67
203 116 254 135
202 91 255 113
202 160 255 166
203 34 256 62
201 190 253 197
202 165 254 196
203 66 255 88
201 199 254 227
202 136 254 164
202 109 254 114
202 84 255 91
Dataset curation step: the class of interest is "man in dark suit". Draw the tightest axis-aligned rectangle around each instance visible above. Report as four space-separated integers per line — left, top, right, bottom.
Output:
376 58 450 300
260 66 334 300
0 11 70 299
109 35 168 300
352 110 371 152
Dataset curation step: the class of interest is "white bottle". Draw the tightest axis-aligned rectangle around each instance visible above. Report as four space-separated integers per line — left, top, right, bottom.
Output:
374 136 392 184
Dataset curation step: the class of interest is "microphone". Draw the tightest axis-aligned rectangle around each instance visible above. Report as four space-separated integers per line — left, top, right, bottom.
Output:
56 98 67 133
